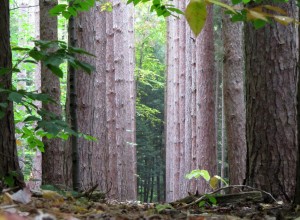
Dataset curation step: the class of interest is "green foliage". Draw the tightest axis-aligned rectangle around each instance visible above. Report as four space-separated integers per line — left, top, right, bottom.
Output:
185 169 228 190
135 3 166 202
3 171 20 187
0 38 96 154
186 169 211 181
50 0 96 19
127 0 183 17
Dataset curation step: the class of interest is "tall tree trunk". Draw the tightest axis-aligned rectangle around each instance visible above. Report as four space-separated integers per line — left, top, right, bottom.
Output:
245 1 298 202
106 0 136 200
68 1 136 200
222 1 246 185
70 5 107 191
0 0 24 187
28 0 42 190
165 1 216 201
195 4 217 192
40 0 65 186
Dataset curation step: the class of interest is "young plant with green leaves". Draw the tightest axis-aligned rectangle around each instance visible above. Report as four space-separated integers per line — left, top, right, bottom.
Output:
185 169 228 206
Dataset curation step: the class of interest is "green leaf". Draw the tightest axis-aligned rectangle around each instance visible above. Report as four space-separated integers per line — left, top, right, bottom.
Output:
231 0 242 4
167 7 184 14
253 19 267 29
49 4 68 15
0 102 8 108
198 201 206 207
4 175 14 187
24 116 41 122
185 0 207 36
231 12 245 22
29 49 44 61
211 175 228 187
69 47 95 56
206 194 217 205
67 7 77 16
8 92 23 103
83 134 97 141
62 11 72 19
12 47 31 51
23 59 38 64
47 64 64 78
185 169 211 181
75 60 95 74
242 0 251 3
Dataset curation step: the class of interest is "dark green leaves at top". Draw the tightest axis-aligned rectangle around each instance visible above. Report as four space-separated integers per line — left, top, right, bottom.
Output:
127 0 183 17
49 4 68 15
185 0 207 36
49 0 95 19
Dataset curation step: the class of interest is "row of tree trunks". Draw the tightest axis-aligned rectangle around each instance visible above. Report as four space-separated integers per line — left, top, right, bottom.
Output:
68 0 136 200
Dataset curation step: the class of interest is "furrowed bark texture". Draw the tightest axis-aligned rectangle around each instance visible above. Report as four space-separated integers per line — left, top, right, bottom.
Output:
166 2 216 202
106 0 136 199
0 0 24 186
245 1 298 201
72 6 107 191
40 0 65 185
70 1 136 200
222 1 246 185
195 5 217 193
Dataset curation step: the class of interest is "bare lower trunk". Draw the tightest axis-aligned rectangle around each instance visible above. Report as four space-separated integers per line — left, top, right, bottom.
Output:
68 2 136 200
245 1 298 202
0 0 24 187
40 0 65 186
222 1 246 185
195 5 217 192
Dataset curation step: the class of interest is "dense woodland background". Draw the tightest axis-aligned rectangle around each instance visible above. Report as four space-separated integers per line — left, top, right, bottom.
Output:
1 0 300 205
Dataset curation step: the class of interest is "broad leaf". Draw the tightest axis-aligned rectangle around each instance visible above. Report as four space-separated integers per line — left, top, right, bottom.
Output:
8 92 23 103
246 9 268 21
185 0 207 36
209 175 228 189
49 4 68 15
206 194 217 205
185 169 211 181
47 64 64 78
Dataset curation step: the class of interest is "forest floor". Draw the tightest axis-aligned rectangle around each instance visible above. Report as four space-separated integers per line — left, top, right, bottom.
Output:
0 187 299 220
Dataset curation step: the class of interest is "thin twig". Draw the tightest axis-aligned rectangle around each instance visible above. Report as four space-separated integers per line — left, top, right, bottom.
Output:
0 204 19 209
178 185 278 210
2 187 20 193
